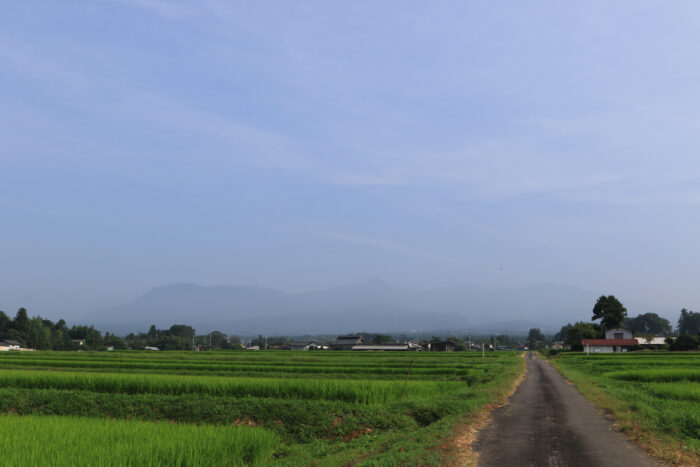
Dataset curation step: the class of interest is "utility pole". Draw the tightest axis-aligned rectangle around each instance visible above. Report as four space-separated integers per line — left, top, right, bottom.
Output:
482 342 485 377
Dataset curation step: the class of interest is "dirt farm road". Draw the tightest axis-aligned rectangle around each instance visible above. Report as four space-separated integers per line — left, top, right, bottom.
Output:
473 352 664 467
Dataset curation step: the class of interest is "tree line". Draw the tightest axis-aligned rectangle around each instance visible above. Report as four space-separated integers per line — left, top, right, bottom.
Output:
0 308 103 350
0 308 241 351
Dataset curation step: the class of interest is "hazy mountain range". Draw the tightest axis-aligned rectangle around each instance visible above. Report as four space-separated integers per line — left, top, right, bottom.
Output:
84 279 667 336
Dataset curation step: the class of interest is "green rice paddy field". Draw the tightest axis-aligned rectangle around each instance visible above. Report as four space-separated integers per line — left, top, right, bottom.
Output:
0 350 524 466
550 352 700 463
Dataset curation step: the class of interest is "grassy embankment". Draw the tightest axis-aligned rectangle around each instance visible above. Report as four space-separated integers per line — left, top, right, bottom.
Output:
548 352 700 465
0 350 524 466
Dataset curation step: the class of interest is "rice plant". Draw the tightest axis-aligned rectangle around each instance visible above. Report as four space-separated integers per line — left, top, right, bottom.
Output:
0 414 278 466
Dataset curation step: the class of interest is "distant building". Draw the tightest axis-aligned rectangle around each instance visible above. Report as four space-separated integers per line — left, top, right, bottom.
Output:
581 339 637 353
425 341 455 352
331 335 364 350
351 342 422 351
551 341 565 349
635 336 667 346
144 346 160 351
291 342 317 351
0 340 21 351
582 328 636 353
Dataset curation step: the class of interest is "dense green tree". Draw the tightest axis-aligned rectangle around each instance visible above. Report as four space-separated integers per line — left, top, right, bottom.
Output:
13 308 29 335
69 325 103 350
592 295 627 329
624 313 672 335
445 336 467 351
554 324 570 342
668 334 699 351
225 335 242 349
364 333 393 344
0 311 10 335
103 332 128 350
26 317 52 350
677 308 700 335
527 328 545 350
207 331 228 349
566 322 599 351
169 324 195 338
492 335 521 348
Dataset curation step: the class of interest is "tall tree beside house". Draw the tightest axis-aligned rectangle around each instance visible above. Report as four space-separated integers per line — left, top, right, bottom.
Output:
565 322 599 351
624 313 672 335
678 308 700 336
592 295 627 330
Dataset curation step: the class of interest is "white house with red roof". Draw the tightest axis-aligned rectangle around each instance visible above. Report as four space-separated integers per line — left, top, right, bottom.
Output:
581 328 637 353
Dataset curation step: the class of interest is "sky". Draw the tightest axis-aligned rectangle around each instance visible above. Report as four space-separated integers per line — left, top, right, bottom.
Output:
1 1 699 321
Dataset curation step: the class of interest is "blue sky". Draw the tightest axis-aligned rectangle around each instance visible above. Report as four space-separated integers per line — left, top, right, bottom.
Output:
1 1 699 320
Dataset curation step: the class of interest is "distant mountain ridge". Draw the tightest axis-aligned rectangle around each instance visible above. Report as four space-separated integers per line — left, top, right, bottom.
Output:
84 280 665 335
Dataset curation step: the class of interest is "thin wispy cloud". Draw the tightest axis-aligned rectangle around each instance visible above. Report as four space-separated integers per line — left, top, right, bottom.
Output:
318 231 457 264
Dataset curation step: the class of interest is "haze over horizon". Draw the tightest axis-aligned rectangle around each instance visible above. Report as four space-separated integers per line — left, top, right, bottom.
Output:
2 2 699 323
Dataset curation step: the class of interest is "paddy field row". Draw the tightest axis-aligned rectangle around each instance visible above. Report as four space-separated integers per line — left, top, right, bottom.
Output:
0 350 525 465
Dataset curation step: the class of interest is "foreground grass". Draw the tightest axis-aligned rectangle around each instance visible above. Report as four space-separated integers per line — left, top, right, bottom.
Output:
0 414 278 466
549 352 700 465
0 351 525 465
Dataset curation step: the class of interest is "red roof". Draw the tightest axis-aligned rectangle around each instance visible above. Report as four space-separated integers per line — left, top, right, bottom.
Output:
581 339 637 346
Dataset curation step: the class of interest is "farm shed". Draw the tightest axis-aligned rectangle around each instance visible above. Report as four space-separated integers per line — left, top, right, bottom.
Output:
331 335 364 350
581 339 637 353
0 340 21 351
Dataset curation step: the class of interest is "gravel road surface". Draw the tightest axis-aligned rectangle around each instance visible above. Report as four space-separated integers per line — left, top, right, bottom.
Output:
474 352 664 467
